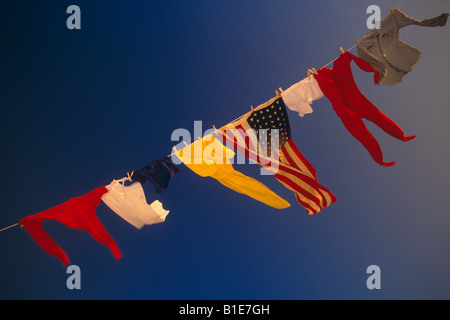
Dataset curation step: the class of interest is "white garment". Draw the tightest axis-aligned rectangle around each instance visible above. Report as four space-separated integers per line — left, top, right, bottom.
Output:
282 77 324 117
102 180 169 229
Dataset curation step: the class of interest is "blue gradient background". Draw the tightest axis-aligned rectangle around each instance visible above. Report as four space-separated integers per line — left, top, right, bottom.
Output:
0 0 449 300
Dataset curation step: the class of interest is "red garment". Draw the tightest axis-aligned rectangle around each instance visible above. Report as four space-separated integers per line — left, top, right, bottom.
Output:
19 187 122 266
314 51 415 166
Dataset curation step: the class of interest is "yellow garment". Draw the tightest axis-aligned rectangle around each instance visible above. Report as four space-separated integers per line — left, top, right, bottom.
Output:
174 135 290 209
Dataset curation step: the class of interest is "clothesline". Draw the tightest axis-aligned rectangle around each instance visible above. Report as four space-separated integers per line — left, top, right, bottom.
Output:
397 0 408 9
166 113 245 158
0 1 411 234
167 0 409 158
322 44 357 69
322 0 408 69
0 223 19 233
5 0 450 267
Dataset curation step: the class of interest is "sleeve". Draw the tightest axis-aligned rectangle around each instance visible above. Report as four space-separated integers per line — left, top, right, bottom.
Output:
395 9 449 29
19 207 72 266
356 44 387 83
347 52 381 84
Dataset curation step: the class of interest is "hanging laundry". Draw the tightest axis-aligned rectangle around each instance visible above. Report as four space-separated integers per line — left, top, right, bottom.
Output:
281 76 324 117
19 187 122 266
131 157 179 193
174 134 291 210
102 179 170 230
357 9 449 85
218 96 336 215
314 51 415 167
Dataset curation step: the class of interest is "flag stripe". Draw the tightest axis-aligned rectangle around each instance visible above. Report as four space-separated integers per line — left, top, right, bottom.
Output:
281 139 317 179
274 172 323 213
280 143 315 180
273 154 332 205
218 128 335 212
275 174 322 214
274 160 333 210
220 126 336 213
217 97 336 214
295 194 319 215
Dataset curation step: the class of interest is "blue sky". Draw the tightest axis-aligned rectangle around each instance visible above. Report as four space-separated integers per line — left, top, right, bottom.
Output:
0 0 449 300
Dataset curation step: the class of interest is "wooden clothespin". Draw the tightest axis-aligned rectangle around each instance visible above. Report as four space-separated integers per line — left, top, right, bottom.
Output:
183 140 188 147
251 105 254 111
312 67 318 75
275 90 279 96
356 38 360 45
278 87 284 94
307 69 312 80
340 46 345 54
127 172 133 182
389 7 395 15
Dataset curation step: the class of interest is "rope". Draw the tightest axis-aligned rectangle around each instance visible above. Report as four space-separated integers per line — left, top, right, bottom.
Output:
322 44 358 69
0 223 19 233
321 0 408 69
0 0 411 233
397 0 408 9
168 0 411 158
167 113 245 157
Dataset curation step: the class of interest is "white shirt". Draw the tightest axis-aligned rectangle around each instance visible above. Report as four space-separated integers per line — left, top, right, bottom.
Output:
282 77 324 117
102 180 169 229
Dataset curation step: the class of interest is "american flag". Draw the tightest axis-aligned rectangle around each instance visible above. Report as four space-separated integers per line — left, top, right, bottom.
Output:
217 95 336 215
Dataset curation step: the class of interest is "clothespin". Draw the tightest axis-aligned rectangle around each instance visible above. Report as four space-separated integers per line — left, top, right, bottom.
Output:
340 46 345 54
312 67 318 75
356 38 360 45
213 125 217 131
275 90 279 96
183 140 188 147
389 7 395 15
170 146 178 157
251 105 254 111
278 87 284 94
127 172 133 182
307 69 312 80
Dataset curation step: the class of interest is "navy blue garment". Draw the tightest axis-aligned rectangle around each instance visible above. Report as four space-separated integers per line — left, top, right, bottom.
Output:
132 157 180 193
